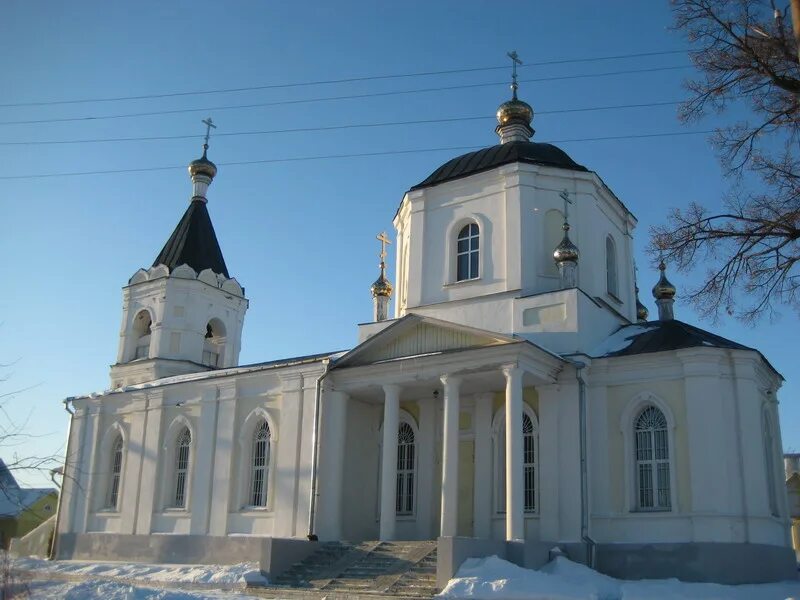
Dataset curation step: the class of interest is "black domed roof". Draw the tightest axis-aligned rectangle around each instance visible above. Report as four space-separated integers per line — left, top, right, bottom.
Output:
411 141 587 190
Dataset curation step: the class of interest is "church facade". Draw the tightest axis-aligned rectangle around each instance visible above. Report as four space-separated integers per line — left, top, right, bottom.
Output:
53 83 796 584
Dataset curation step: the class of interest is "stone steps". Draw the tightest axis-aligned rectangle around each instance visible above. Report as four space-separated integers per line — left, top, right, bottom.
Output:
268 540 438 598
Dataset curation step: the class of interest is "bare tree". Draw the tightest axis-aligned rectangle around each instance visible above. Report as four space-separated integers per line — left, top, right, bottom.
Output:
650 0 800 322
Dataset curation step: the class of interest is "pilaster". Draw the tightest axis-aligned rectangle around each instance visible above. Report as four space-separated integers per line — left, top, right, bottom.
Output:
208 381 238 535
120 393 147 533
189 388 219 534
273 373 304 538
315 389 349 541
417 400 436 539
135 391 165 534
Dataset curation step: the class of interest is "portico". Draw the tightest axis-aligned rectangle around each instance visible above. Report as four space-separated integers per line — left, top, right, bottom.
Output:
325 313 566 543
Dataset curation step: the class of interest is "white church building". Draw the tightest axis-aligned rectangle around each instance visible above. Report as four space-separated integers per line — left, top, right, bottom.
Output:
53 77 797 585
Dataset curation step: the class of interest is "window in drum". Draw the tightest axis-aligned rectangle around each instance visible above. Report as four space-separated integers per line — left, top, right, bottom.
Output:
456 223 480 281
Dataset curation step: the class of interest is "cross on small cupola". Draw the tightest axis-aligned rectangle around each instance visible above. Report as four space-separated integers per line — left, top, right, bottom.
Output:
370 231 394 323
553 189 579 289
496 50 534 144
188 117 219 202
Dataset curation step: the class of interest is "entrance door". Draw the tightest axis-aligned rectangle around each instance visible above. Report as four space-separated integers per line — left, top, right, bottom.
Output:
457 440 474 536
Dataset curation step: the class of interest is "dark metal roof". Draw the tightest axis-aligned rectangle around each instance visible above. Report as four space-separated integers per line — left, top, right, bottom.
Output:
604 320 751 357
153 199 229 278
596 319 781 379
411 141 588 190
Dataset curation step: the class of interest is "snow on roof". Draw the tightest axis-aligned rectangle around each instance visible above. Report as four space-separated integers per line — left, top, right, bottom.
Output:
0 482 56 518
71 350 349 401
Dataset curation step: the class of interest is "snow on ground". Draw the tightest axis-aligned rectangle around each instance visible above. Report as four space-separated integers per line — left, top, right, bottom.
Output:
14 556 266 586
24 579 264 599
438 555 800 600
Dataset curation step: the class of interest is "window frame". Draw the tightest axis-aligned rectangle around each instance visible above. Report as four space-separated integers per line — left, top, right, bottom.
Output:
456 222 480 282
620 393 678 513
249 419 272 508
605 235 619 299
491 405 539 515
172 427 192 509
160 417 195 512
762 408 780 517
106 434 124 510
237 408 278 512
376 410 419 521
634 406 671 511
396 420 417 516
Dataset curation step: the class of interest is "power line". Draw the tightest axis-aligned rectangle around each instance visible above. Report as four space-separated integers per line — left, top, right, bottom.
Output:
0 101 683 146
0 65 691 127
0 129 716 180
0 50 688 108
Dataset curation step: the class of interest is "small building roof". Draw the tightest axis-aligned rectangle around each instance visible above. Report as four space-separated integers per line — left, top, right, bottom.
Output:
0 460 56 518
153 199 229 278
411 141 588 190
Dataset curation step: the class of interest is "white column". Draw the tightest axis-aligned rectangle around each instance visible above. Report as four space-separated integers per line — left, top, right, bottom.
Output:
504 365 524 541
472 392 494 539
380 384 401 541
315 389 349 541
440 374 461 538
208 383 237 536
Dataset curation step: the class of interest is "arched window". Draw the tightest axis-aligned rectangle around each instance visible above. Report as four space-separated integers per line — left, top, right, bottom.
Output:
396 422 416 515
606 236 618 297
456 223 480 281
493 409 539 513
133 310 152 360
635 406 671 510
106 434 124 510
249 420 271 507
763 411 778 516
173 427 192 508
203 319 226 367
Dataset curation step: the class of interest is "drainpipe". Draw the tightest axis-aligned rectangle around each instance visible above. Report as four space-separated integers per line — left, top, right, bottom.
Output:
307 358 331 540
49 397 75 560
575 361 597 568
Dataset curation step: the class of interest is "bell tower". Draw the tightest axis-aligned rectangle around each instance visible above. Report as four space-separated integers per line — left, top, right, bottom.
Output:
110 120 249 388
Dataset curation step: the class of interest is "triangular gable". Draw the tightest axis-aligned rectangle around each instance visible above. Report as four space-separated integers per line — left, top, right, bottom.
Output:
335 314 517 368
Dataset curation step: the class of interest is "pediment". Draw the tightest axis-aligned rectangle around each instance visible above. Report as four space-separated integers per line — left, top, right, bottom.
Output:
335 314 516 368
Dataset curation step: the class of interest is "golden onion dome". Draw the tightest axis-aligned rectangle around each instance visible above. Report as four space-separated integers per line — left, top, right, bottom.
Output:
652 261 677 300
636 292 649 322
496 97 533 127
553 223 579 263
371 269 393 297
188 147 217 180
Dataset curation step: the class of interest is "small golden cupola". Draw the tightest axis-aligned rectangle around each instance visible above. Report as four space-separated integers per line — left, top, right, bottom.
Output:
635 286 649 322
188 118 218 202
496 51 534 144
652 260 677 320
371 232 394 322
553 190 579 289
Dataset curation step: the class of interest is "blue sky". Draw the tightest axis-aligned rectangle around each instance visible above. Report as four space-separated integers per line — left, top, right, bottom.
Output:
1 1 796 486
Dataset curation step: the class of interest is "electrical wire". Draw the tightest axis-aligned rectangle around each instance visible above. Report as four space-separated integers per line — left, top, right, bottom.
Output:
0 65 691 127
0 101 683 146
0 50 688 108
0 129 716 180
